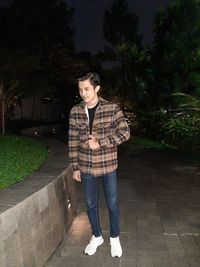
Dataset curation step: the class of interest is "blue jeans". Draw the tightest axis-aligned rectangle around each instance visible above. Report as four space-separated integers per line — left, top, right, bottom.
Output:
81 170 120 238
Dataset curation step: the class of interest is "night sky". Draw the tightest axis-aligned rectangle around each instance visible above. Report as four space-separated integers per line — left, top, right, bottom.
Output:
68 0 167 54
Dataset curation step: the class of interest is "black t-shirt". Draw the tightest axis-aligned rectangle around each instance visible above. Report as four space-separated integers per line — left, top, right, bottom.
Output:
88 102 99 134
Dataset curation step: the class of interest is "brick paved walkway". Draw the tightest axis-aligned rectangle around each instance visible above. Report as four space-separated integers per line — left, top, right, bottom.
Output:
46 144 200 267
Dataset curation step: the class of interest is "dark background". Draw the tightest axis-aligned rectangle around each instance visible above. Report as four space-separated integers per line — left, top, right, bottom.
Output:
68 0 168 54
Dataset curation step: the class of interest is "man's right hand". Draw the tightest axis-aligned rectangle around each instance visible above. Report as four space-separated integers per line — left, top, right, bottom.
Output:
73 170 81 182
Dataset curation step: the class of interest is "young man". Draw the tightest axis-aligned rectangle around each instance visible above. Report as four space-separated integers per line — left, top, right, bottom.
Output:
68 72 130 257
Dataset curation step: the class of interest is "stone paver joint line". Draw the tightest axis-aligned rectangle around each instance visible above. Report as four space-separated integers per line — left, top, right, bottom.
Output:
164 232 199 236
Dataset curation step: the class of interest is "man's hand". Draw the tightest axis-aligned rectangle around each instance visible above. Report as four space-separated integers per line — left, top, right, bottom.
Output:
86 135 100 149
73 170 81 182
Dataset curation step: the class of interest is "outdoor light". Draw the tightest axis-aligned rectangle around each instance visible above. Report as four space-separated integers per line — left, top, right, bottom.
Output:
67 197 71 208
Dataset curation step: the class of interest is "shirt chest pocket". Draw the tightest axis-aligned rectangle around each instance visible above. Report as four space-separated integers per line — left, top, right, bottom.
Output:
77 123 88 142
95 122 112 138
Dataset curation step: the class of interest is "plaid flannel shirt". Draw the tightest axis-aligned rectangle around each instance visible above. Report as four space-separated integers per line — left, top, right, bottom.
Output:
68 97 130 177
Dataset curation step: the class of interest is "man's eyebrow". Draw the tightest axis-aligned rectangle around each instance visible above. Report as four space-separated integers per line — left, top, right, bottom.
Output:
79 86 90 89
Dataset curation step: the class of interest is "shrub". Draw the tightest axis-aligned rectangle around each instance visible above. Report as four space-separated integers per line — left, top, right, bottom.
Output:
162 115 200 152
136 110 168 141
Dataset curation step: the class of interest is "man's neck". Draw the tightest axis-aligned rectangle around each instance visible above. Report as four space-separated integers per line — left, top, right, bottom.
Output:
86 98 99 109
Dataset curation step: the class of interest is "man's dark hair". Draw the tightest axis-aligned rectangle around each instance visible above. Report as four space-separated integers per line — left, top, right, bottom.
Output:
77 72 100 87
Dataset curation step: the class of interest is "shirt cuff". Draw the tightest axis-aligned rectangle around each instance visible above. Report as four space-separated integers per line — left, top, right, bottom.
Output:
99 138 109 147
71 163 79 171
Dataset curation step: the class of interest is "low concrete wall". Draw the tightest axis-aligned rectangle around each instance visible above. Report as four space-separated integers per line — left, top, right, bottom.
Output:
0 138 76 267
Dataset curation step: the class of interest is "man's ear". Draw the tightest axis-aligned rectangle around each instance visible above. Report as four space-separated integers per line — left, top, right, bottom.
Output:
95 85 100 93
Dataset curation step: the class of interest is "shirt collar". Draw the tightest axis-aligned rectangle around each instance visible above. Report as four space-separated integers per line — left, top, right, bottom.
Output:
80 96 105 109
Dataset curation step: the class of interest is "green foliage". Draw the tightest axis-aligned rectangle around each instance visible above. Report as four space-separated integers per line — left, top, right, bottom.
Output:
129 136 165 149
102 0 143 108
172 92 200 113
162 115 200 151
162 92 200 151
0 49 42 120
0 0 77 122
102 45 149 106
101 0 200 155
129 136 200 166
139 0 200 154
152 0 200 107
0 0 75 51
103 0 141 46
0 134 48 188
136 110 168 140
137 108 200 153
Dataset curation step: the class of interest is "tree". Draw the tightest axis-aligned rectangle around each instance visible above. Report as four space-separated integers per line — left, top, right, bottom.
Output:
103 0 141 47
0 49 39 121
152 0 200 109
102 0 142 108
0 0 75 52
0 0 76 125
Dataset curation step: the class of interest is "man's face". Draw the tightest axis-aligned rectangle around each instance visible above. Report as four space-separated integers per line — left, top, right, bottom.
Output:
78 79 100 106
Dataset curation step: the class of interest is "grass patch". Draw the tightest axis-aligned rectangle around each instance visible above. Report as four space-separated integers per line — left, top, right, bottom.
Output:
129 136 178 150
0 135 48 189
129 136 200 166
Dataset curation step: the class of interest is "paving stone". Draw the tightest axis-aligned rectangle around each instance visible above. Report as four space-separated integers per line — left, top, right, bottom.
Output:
166 235 185 253
150 221 164 234
175 220 191 233
102 258 121 267
154 263 173 267
121 247 137 260
169 252 190 267
188 255 200 267
84 254 108 266
120 259 137 267
149 234 168 250
120 232 137 250
180 235 200 254
45 144 200 267
194 234 200 249
46 256 86 267
61 244 87 257
137 251 155 267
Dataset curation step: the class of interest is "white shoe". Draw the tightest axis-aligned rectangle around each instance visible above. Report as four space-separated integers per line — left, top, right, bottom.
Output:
110 237 122 258
84 235 104 256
